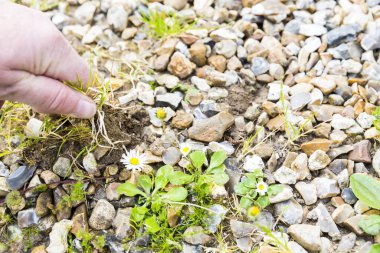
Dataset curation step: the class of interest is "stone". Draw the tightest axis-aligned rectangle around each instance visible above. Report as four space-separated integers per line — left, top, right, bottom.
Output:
273 166 298 185
52 157 71 178
290 92 311 110
156 92 183 109
164 0 188 10
327 145 354 160
274 199 303 225
230 219 256 238
168 52 195 79
107 5 128 32
215 40 237 59
189 43 207 66
17 208 39 228
310 77 336 95
332 204 355 225
269 185 293 204
70 212 87 236
46 220 73 253
356 113 374 129
348 140 371 163
291 153 310 180
288 241 307 253
341 188 357 204
7 165 36 190
343 215 364 235
83 153 97 174
106 182 121 201
172 110 193 129
337 233 356 253
89 199 116 230
121 27 137 40
236 237 253 253
113 207 132 240
373 149 380 177
208 55 227 72
311 178 340 199
326 25 357 46
299 24 327 36
36 191 52 217
288 224 321 251
188 112 234 142
308 150 331 171
40 171 60 189
183 226 212 245
243 155 265 172
162 147 181 166
330 114 355 130
309 203 340 238
156 74 179 89
301 139 332 155
204 204 227 233
74 1 96 24
295 182 317 205
361 30 380 50
25 118 43 137
251 57 269 76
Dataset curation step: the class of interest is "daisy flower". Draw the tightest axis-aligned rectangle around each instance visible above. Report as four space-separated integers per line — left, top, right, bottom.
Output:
256 181 268 196
120 149 147 172
179 143 192 156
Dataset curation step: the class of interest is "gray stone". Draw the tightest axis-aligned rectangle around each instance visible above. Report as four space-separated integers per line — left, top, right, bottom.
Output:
205 204 227 233
83 153 97 174
199 100 223 117
269 184 293 204
372 149 380 177
311 178 340 199
308 150 331 171
299 24 327 36
288 224 321 251
162 147 181 166
156 92 184 109
74 1 96 24
341 188 357 204
215 40 237 58
107 5 128 32
230 219 256 238
274 199 303 225
236 237 252 253
17 208 39 228
52 157 71 178
290 92 311 110
251 57 269 76
183 226 212 245
337 233 356 253
309 203 340 238
326 25 357 46
332 204 355 225
182 243 202 253
7 165 36 190
361 30 380 50
273 166 298 185
295 182 317 205
46 220 73 253
288 241 308 253
89 199 116 230
327 145 353 160
113 207 132 240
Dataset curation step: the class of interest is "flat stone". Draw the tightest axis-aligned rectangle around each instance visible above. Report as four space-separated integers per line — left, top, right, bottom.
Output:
311 177 340 199
168 52 195 79
337 233 356 253
113 207 133 240
327 145 354 160
52 157 71 178
269 185 293 204
332 204 355 225
343 215 364 235
230 219 256 238
25 118 43 137
156 92 184 109
301 139 332 156
361 30 380 50
299 24 327 36
82 153 97 174
309 203 340 238
308 150 331 171
183 226 212 245
162 147 181 166
188 112 235 142
89 199 116 230
348 140 371 163
46 220 73 253
288 224 321 251
7 165 36 190
273 166 298 185
17 208 39 228
326 25 357 46
295 182 317 205
274 198 303 225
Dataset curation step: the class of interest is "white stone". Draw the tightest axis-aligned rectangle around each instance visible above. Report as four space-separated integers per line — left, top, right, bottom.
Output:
299 24 327 36
330 114 355 130
46 220 73 253
243 155 265 172
25 118 43 138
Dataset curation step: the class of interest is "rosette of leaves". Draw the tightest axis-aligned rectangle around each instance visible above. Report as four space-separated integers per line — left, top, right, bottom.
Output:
234 170 283 210
350 173 380 251
117 165 192 233
187 150 230 201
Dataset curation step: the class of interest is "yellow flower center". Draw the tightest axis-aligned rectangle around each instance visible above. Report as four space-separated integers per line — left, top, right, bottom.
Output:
182 147 190 153
156 108 166 120
258 184 265 191
129 157 139 166
250 206 260 217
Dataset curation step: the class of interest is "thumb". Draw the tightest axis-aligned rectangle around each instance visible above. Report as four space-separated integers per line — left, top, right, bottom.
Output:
13 75 96 118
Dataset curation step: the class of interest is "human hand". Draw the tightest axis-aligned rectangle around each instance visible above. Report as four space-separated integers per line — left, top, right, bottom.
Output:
0 1 96 118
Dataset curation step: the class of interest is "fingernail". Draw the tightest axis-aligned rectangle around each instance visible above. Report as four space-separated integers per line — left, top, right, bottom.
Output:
73 99 96 119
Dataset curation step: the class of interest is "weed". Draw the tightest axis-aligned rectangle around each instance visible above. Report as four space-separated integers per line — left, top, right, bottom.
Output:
22 225 41 251
5 190 23 208
373 107 380 130
57 181 87 210
253 226 292 253
141 10 195 39
71 229 106 253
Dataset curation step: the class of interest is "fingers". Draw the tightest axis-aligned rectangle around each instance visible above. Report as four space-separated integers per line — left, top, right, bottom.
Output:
12 74 96 118
0 100 3 109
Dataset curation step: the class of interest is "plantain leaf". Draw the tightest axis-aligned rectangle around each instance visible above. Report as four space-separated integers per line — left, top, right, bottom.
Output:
359 215 380 235
350 174 380 210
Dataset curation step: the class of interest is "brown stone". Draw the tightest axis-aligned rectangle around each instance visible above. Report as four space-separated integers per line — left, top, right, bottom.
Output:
348 140 371 163
262 101 279 117
168 52 195 79
31 246 47 253
36 191 52 217
71 213 88 236
179 34 199 45
315 123 331 138
266 115 284 131
172 110 194 129
208 55 227 72
331 196 346 207
155 38 178 56
189 42 207 66
154 53 171 71
301 139 332 155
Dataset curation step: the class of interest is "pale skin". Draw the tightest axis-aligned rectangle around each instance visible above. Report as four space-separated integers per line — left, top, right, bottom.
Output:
0 1 96 118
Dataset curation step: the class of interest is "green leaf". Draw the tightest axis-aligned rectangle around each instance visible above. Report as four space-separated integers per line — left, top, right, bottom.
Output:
247 170 264 178
234 183 250 195
154 175 169 191
156 165 174 178
169 171 193 185
206 164 225 175
256 196 270 209
208 150 227 170
370 244 380 253
189 151 206 170
212 172 230 185
117 182 147 197
144 215 160 233
350 174 380 210
138 175 152 194
131 206 149 222
359 215 380 235
163 187 188 201
240 196 253 209
151 198 163 213
243 176 257 188
267 185 284 197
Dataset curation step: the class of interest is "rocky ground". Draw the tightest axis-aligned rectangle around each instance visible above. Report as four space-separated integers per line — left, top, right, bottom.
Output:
0 0 380 252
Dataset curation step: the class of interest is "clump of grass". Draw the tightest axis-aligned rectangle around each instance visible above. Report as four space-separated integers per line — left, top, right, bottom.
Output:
373 106 380 130
141 10 195 39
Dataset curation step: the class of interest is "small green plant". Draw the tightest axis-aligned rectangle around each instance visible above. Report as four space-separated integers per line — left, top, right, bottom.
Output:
187 150 230 204
252 226 292 253
141 10 195 39
5 190 24 208
373 107 380 130
57 181 87 210
234 171 283 212
350 173 380 252
71 229 106 253
22 225 41 251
